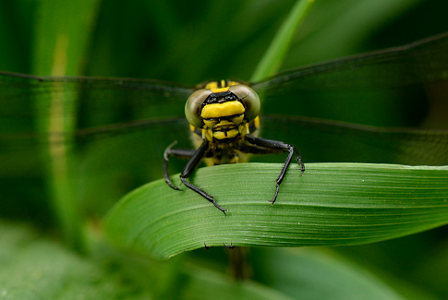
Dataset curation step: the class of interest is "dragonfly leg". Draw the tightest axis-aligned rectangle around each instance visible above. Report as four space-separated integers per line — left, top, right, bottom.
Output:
163 141 195 190
245 135 305 204
180 140 227 215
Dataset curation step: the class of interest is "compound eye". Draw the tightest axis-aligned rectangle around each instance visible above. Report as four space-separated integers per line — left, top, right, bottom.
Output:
229 85 260 121
185 89 212 127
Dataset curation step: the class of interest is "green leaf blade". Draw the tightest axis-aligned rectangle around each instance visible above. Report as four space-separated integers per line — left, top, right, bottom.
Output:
104 163 448 259
0 222 149 299
253 248 407 300
251 0 315 82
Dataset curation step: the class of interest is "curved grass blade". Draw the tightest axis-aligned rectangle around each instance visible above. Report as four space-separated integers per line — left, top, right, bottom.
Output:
104 162 448 259
251 0 315 82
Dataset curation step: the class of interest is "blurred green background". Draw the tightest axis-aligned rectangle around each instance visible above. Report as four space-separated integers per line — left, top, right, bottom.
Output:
0 0 448 298
1 0 447 82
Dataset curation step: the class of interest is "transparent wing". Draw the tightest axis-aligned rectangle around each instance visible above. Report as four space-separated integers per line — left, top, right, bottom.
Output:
0 71 194 134
0 72 194 182
252 33 448 126
260 115 448 166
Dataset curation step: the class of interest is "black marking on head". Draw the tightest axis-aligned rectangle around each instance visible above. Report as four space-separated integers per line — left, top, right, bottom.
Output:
203 113 244 122
203 90 239 106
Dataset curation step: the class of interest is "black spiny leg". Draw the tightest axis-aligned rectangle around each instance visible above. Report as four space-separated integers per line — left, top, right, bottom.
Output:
163 141 195 190
180 140 227 215
244 135 305 204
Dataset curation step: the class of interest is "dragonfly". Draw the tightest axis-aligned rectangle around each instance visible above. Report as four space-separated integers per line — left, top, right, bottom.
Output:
163 80 305 214
1 33 447 213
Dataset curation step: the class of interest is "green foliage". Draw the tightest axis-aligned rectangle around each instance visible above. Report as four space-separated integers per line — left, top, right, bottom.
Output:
105 163 448 258
1 0 448 298
1 222 415 299
0 222 148 299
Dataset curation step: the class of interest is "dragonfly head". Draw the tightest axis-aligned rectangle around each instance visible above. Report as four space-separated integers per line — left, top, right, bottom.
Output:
185 82 260 140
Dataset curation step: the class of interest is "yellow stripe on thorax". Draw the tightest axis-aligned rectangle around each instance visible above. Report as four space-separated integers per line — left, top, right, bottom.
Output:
201 101 245 119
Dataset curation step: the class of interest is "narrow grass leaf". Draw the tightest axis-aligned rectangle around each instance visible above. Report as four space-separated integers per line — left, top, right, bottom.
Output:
32 0 100 251
251 0 315 82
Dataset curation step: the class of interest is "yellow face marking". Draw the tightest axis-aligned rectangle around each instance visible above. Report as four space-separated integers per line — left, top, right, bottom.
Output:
216 120 234 126
203 119 218 127
231 115 244 124
202 122 248 142
201 101 245 119
213 129 239 140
